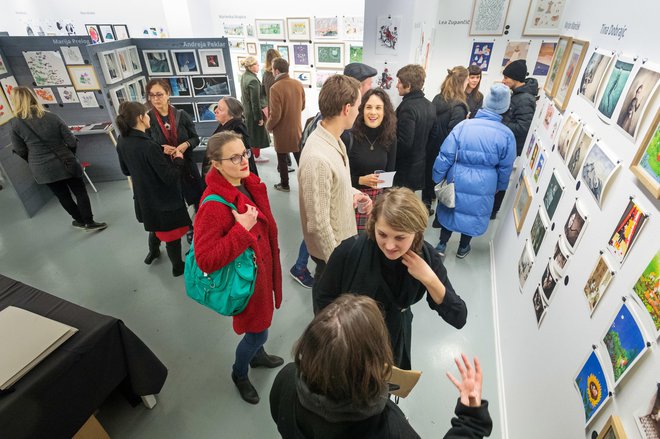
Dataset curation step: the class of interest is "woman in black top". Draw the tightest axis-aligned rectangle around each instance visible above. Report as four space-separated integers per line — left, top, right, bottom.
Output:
466 65 484 118
341 88 397 232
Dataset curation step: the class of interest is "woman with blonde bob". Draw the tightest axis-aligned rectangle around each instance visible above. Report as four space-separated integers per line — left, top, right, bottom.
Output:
10 86 106 230
313 187 467 370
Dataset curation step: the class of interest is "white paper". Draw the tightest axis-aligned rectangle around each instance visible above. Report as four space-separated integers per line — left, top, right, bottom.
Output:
376 171 396 189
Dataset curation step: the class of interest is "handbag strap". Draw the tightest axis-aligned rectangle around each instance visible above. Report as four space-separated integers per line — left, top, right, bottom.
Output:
16 117 69 165
201 194 237 211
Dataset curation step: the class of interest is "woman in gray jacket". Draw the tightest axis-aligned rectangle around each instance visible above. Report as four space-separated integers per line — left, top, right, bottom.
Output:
10 87 106 231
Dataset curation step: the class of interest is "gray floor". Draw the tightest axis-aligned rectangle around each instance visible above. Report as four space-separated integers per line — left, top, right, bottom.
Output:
0 148 501 438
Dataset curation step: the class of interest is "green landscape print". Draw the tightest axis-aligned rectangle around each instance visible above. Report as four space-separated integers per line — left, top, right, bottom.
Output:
640 120 660 184
602 304 646 383
633 251 660 330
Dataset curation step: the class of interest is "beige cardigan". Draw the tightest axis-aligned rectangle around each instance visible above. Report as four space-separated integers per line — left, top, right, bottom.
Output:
298 123 359 262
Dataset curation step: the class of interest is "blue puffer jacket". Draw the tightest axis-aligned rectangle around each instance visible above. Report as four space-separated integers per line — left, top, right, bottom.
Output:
433 109 515 237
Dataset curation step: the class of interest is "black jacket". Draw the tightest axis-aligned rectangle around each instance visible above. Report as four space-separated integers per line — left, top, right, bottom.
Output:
116 129 191 231
502 78 538 155
201 118 255 178
431 94 469 150
394 90 436 190
466 89 483 119
313 235 467 370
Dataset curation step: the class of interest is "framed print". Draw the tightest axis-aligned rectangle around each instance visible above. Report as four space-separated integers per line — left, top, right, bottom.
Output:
195 102 219 122
551 239 570 277
501 41 530 69
125 80 139 101
0 50 7 75
143 50 172 75
342 16 364 41
56 86 79 104
563 201 588 253
236 56 247 73
314 43 344 69
228 39 246 52
277 45 290 63
315 70 341 89
597 58 635 121
198 49 227 75
113 24 130 40
314 17 338 38
523 0 569 36
567 126 593 179
259 43 274 63
127 46 141 75
469 0 511 36
116 48 133 78
540 262 559 302
348 44 363 63
85 25 101 44
191 76 230 97
0 89 14 126
60 46 84 65
597 415 628 439
633 251 660 337
578 50 614 105
469 42 494 73
67 65 100 91
580 142 619 208
529 139 540 171
98 24 115 42
171 50 200 75
255 19 286 40
529 211 548 256
77 91 99 108
513 174 532 233
532 287 547 327
634 386 660 439
553 39 589 111
574 350 611 427
606 199 648 264
583 255 615 315
136 76 147 100
171 102 197 122
246 42 257 55
287 17 311 41
23 51 72 86
223 23 244 37
543 36 572 97
533 150 546 184
246 23 255 37
99 50 122 84
162 77 191 97
557 113 580 161
630 109 660 198
0 76 19 111
293 70 311 87
532 42 556 76
542 172 564 220
109 85 128 114
615 64 660 140
293 44 309 65
518 242 534 290
376 16 401 55
33 87 57 105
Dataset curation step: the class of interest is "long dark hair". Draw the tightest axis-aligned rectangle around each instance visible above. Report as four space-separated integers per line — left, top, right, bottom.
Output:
351 88 397 147
116 101 148 136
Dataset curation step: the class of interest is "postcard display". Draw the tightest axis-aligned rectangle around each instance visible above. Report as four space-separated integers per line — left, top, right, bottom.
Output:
489 2 660 438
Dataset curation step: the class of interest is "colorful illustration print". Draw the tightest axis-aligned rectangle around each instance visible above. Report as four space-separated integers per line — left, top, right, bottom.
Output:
633 252 660 332
575 351 610 424
607 199 647 263
603 304 647 383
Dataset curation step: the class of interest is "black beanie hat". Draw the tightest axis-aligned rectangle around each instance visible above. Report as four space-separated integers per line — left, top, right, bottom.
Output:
502 59 528 82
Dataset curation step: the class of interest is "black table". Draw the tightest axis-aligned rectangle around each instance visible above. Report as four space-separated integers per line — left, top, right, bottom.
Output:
0 274 167 438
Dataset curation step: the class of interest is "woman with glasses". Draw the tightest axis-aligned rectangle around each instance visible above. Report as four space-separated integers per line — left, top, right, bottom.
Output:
115 102 191 276
193 131 283 405
239 56 270 163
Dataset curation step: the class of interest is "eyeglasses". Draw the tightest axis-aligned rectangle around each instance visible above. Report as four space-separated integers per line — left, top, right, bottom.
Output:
148 92 166 98
219 149 252 165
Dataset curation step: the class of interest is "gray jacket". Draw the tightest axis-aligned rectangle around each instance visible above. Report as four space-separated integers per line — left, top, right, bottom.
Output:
11 112 78 184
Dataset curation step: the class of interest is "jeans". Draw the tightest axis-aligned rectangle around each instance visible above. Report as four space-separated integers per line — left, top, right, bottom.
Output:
277 151 300 187
294 240 310 270
232 329 268 378
440 227 472 248
46 177 93 224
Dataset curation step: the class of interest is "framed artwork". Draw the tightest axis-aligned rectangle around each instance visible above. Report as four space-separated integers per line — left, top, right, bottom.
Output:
293 70 311 87
606 199 648 264
634 385 660 438
246 23 255 37
518 242 534 290
532 287 547 327
513 174 532 233
136 77 147 101
143 50 172 76
543 36 572 97
0 50 7 75
630 109 660 198
563 201 588 253
223 23 245 37
255 19 286 40
501 41 530 69
596 415 628 439
57 86 79 104
85 25 101 44
99 50 123 84
532 42 556 76
286 17 311 41
0 76 19 111
113 24 130 40
127 46 142 75
116 48 133 78
601 303 649 387
529 211 548 256
314 17 338 38
580 142 619 208
567 127 593 179
469 42 494 73
529 139 540 171
557 113 580 161
259 43 274 63
540 262 559 302
277 45 290 63
542 172 564 220
315 70 341 89
583 255 615 315
77 91 99 108
633 251 660 337
293 44 309 65
342 16 364 40
469 0 511 36
236 56 247 73
533 151 546 184
348 44 363 63
195 102 219 122
98 24 115 42
554 39 589 111
525 132 537 159
542 102 555 132
67 65 100 91
23 51 72 86
191 76 230 97
171 102 196 122
60 46 84 65
597 58 635 121
33 87 57 105
578 50 614 105
523 0 569 36
0 89 13 126
162 77 191 97
171 50 200 75
198 49 227 75
314 43 344 69
246 42 257 55
125 80 139 101
615 64 660 140
551 239 570 277
574 350 611 426
109 85 128 114
376 16 401 55
228 39 246 52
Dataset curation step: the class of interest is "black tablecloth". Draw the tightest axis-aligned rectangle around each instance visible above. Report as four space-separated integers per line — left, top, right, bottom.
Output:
0 274 168 438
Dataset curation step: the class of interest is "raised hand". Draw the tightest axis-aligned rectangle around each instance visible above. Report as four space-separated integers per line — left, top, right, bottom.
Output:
446 353 483 407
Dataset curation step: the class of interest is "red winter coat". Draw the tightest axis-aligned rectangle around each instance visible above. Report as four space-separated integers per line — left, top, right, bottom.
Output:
193 169 282 334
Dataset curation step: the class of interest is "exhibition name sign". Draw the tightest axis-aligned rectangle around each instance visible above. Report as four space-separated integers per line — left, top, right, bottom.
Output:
218 15 247 20
52 38 89 45
181 41 226 49
564 21 581 30
438 19 470 26
600 24 627 40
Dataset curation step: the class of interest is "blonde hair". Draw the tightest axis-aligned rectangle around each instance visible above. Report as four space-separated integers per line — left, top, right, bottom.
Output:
12 86 46 119
265 49 281 72
440 66 468 104
241 56 258 69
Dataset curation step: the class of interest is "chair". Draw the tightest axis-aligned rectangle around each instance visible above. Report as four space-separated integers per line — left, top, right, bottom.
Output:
80 162 98 193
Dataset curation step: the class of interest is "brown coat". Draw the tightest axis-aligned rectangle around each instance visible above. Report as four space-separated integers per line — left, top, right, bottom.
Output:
266 74 305 153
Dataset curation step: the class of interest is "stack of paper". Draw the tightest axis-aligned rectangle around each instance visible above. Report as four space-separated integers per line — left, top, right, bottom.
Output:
0 306 78 390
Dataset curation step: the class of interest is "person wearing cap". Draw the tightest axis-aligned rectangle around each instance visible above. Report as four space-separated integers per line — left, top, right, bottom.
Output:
433 84 515 259
343 62 378 95
501 59 538 156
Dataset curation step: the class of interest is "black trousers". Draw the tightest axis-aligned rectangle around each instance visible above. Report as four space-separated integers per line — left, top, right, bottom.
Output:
439 227 472 248
491 190 506 215
277 151 300 187
422 142 441 203
310 255 327 315
46 177 93 224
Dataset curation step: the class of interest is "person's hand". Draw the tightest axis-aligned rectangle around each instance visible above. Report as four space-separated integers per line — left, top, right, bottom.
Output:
233 204 258 231
446 353 483 407
353 193 373 214
257 119 264 126
163 145 177 155
401 250 436 284
172 150 184 160
358 174 384 189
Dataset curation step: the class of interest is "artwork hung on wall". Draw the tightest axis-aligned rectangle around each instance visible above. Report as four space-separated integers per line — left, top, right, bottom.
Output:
632 251 660 336
163 77 191 97
578 50 614 105
377 64 395 90
228 39 246 52
615 64 660 140
532 42 556 76
223 23 244 37
0 89 13 126
99 50 122 85
85 25 101 44
171 50 200 75
246 43 257 56
525 132 536 159
315 70 341 89
171 102 196 122
255 19 286 40
601 303 649 387
563 201 588 253
630 109 660 199
583 255 615 315
551 239 570 277
293 44 309 65
127 46 141 75
542 102 555 132
596 415 628 439
277 45 290 63
574 350 611 426
469 42 493 73
532 287 547 327
109 85 128 114
542 172 564 220
98 24 115 42
634 386 660 439
540 262 559 302
554 39 589 111
544 36 572 97
116 48 133 78
292 71 311 87
518 242 534 290
33 87 57 105
191 76 230 97
469 0 511 36
501 41 530 69
597 58 635 121
196 102 218 122
66 65 100 91
314 43 344 69
349 44 363 63
567 127 593 179
513 173 533 233
134 76 147 101
23 51 72 87
1 76 20 111
286 17 311 41
529 139 541 171
125 80 139 101
533 150 546 184
236 56 247 73
77 91 99 108
143 50 172 76
246 24 255 38
259 43 274 63
0 51 7 75
198 49 227 75
113 24 130 40
530 210 548 256
606 199 648 264
59 46 84 65
580 142 619 208
523 0 568 36
314 17 338 38
342 16 364 40
557 113 580 161
376 15 401 55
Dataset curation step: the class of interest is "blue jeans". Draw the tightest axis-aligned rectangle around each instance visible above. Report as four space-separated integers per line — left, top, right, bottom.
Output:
294 240 309 270
232 329 268 378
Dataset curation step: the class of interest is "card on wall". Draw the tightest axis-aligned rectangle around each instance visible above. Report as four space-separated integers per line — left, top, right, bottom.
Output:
56 86 79 103
60 46 84 65
33 87 57 105
615 63 660 140
77 91 99 108
0 76 19 111
23 51 72 86
577 50 614 106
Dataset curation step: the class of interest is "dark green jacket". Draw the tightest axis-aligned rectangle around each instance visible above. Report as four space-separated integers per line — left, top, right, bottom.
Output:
240 70 270 148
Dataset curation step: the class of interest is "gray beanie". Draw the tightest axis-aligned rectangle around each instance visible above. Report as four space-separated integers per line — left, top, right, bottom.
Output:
484 83 511 114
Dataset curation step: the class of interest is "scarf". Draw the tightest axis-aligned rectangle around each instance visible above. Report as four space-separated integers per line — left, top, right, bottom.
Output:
153 106 179 147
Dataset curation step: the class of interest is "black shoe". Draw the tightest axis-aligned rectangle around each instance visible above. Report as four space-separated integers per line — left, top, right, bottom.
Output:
231 372 259 404
424 201 434 216
145 233 161 264
72 220 86 229
250 350 284 368
84 221 107 231
144 250 161 265
274 183 290 192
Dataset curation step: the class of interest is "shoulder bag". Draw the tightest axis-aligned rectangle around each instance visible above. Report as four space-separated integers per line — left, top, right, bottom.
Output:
434 145 459 209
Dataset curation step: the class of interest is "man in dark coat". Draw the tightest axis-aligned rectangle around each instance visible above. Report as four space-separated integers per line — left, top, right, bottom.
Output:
394 64 436 191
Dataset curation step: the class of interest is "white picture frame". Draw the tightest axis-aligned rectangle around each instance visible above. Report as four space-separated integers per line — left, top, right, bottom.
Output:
109 85 129 114
99 50 123 85
142 50 172 76
255 19 286 40
171 50 200 75
198 49 227 75
314 43 344 69
286 17 311 41
523 0 569 36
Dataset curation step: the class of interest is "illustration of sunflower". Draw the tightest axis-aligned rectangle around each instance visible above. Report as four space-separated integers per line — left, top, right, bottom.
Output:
587 374 602 406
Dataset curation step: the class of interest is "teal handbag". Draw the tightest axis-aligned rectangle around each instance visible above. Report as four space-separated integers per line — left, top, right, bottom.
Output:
184 194 257 316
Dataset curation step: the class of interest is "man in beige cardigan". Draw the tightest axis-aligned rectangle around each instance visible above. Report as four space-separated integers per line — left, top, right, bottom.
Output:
298 75 372 296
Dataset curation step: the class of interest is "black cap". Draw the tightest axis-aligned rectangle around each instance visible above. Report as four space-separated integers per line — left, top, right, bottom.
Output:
502 59 528 83
343 63 378 82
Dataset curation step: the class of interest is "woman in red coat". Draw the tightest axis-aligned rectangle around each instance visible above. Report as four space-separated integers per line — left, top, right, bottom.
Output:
193 131 283 405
